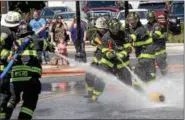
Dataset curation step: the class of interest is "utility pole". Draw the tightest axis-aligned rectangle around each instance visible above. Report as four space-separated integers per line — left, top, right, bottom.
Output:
125 1 129 33
76 1 81 51
1 1 9 14
75 1 87 63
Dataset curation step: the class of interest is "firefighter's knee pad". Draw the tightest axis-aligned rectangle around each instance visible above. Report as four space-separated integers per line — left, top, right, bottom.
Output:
94 78 105 92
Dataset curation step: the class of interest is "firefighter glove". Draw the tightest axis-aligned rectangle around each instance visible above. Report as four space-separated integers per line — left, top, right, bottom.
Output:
106 51 116 59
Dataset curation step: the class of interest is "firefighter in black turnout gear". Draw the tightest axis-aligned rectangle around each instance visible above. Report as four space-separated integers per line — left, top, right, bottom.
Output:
87 18 132 102
99 18 132 86
145 11 168 76
127 12 156 90
85 17 108 103
0 11 22 119
5 25 42 120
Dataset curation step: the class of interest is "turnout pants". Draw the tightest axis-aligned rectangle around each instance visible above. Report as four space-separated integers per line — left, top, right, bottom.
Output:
98 63 132 86
5 77 41 119
85 63 105 100
0 74 11 120
155 52 168 76
134 58 156 83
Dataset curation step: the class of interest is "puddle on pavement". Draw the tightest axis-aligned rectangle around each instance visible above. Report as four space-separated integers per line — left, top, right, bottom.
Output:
41 80 86 95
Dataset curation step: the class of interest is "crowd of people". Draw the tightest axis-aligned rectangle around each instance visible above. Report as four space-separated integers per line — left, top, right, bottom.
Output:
0 9 168 119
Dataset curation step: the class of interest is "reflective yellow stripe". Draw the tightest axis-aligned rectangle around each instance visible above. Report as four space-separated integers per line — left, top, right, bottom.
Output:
17 39 23 46
147 31 153 37
102 48 109 53
155 31 164 38
1 49 10 58
134 38 152 47
106 52 111 59
0 65 5 71
130 34 136 41
20 50 37 56
123 43 131 48
92 95 97 101
137 53 155 59
151 73 156 77
20 107 33 116
100 58 114 68
12 65 42 75
87 87 94 91
0 36 5 45
93 90 102 96
0 113 6 119
10 77 32 82
43 39 48 51
117 61 130 69
93 57 98 63
133 81 143 86
119 50 128 56
155 49 166 56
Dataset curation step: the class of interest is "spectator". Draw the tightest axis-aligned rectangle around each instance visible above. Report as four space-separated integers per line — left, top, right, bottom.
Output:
29 10 50 64
69 16 87 54
56 39 69 65
51 15 68 46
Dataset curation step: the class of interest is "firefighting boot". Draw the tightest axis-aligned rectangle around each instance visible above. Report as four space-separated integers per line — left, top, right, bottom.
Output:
87 95 100 103
84 90 93 98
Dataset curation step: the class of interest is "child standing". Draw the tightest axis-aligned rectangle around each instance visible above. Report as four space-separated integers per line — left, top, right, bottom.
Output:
56 39 69 65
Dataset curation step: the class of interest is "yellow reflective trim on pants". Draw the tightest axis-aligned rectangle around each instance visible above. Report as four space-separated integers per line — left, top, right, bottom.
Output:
87 86 94 91
92 95 97 101
102 48 109 53
123 43 131 48
130 34 136 41
151 73 156 77
10 77 32 82
93 90 102 96
0 65 5 71
0 113 6 119
134 38 152 47
117 61 130 69
137 53 155 59
100 58 114 68
155 49 166 56
133 81 143 86
20 50 37 56
20 107 33 116
93 57 98 63
43 39 48 51
155 31 164 38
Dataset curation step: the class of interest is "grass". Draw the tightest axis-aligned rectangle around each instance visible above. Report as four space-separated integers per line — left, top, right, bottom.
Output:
167 23 184 43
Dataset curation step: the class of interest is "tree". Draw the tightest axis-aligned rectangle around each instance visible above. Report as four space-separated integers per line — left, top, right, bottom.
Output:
8 1 45 13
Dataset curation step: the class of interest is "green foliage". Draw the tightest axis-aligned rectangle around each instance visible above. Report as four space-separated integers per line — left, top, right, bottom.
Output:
167 23 184 43
8 1 45 13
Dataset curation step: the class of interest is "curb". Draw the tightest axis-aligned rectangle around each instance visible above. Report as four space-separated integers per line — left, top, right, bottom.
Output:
42 64 184 76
